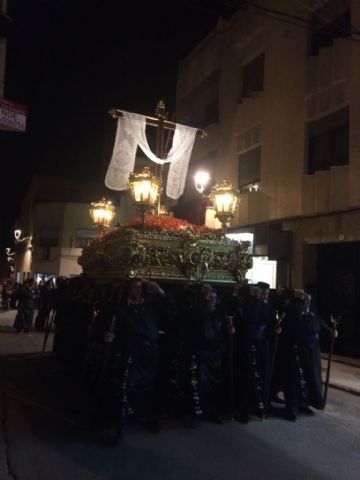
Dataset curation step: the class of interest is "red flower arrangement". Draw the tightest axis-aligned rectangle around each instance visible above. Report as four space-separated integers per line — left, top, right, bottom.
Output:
105 215 220 237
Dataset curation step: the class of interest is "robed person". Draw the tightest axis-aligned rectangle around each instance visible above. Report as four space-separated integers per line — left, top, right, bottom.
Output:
281 291 335 421
105 278 166 443
233 282 276 421
14 279 36 333
35 280 54 330
53 277 94 373
180 285 232 426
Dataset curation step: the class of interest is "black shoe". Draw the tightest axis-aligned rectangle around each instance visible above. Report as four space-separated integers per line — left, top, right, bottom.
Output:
235 413 249 424
285 412 297 422
206 414 223 425
101 426 123 447
183 414 198 429
300 406 315 415
271 394 285 405
144 419 160 434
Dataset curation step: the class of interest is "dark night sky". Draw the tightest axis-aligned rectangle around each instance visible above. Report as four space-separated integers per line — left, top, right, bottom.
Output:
0 0 240 251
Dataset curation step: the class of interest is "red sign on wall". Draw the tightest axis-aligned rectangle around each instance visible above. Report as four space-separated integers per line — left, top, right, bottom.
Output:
0 97 27 132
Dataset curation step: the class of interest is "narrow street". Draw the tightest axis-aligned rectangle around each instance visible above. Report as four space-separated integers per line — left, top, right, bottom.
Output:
0 310 359 480
0 383 360 480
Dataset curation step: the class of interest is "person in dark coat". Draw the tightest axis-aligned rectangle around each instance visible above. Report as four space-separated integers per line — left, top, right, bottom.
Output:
35 280 54 330
2 282 11 310
52 277 70 354
53 276 94 374
105 278 165 443
281 291 336 421
180 285 232 427
14 279 36 333
10 283 20 309
233 282 276 422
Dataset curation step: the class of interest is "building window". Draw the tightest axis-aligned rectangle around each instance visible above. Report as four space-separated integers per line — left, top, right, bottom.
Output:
238 146 261 190
201 99 219 128
311 8 351 55
38 227 59 247
308 107 349 174
177 70 219 128
75 228 96 248
242 53 264 99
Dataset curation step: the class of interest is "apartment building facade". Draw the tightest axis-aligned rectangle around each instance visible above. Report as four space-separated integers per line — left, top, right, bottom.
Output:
177 0 360 354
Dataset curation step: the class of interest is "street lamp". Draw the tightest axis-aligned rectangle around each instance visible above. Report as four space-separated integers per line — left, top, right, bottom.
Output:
14 229 22 241
128 167 162 226
210 180 240 234
194 170 210 195
5 248 10 255
89 197 115 235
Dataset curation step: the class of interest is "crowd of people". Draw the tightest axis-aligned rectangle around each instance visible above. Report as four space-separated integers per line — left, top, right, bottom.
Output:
0 278 54 332
47 276 337 445
1 275 337 445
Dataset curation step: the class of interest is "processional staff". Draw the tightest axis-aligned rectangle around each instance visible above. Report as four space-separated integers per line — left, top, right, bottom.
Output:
263 309 284 420
323 314 340 409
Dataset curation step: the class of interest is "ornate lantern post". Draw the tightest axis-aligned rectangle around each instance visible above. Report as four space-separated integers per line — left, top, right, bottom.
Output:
210 180 240 235
89 197 115 236
128 167 162 227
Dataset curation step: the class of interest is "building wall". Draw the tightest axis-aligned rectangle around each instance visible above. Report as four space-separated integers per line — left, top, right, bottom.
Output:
15 175 122 279
0 0 7 97
27 201 120 278
176 0 360 289
0 36 5 97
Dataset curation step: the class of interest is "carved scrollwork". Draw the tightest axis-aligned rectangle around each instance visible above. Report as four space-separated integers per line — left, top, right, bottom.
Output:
79 226 251 284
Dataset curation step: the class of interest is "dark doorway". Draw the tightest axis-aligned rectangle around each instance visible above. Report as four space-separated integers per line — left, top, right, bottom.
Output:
317 242 360 357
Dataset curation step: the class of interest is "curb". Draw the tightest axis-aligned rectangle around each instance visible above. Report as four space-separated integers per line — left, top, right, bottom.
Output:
329 383 360 397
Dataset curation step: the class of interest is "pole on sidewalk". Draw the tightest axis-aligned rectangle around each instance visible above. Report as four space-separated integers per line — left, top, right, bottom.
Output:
263 310 283 420
42 309 55 353
227 315 235 420
323 314 340 409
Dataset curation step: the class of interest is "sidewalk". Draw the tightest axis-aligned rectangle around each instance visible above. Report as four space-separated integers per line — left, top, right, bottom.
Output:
0 309 53 355
321 355 360 395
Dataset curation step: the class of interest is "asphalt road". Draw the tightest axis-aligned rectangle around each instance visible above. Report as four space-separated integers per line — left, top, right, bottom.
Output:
0 387 359 480
0 310 359 480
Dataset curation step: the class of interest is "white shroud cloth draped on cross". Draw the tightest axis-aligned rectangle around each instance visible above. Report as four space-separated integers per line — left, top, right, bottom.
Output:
105 111 197 200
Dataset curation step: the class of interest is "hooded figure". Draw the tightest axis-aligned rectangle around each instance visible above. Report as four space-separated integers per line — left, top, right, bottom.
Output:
105 278 166 443
14 279 35 333
281 291 334 420
234 282 276 421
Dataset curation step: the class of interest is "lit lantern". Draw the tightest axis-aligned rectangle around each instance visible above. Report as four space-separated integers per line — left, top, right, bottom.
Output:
89 197 115 234
194 170 210 195
128 167 162 208
5 248 10 255
14 229 22 241
210 180 240 234
128 167 162 225
205 206 223 230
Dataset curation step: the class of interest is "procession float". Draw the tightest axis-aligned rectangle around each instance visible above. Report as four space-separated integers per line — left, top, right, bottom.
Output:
79 101 252 286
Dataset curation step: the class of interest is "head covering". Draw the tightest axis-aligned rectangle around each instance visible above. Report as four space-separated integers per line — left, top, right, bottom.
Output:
257 281 270 291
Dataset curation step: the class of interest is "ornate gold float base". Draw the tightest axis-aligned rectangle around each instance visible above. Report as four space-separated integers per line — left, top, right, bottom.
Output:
79 222 251 285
